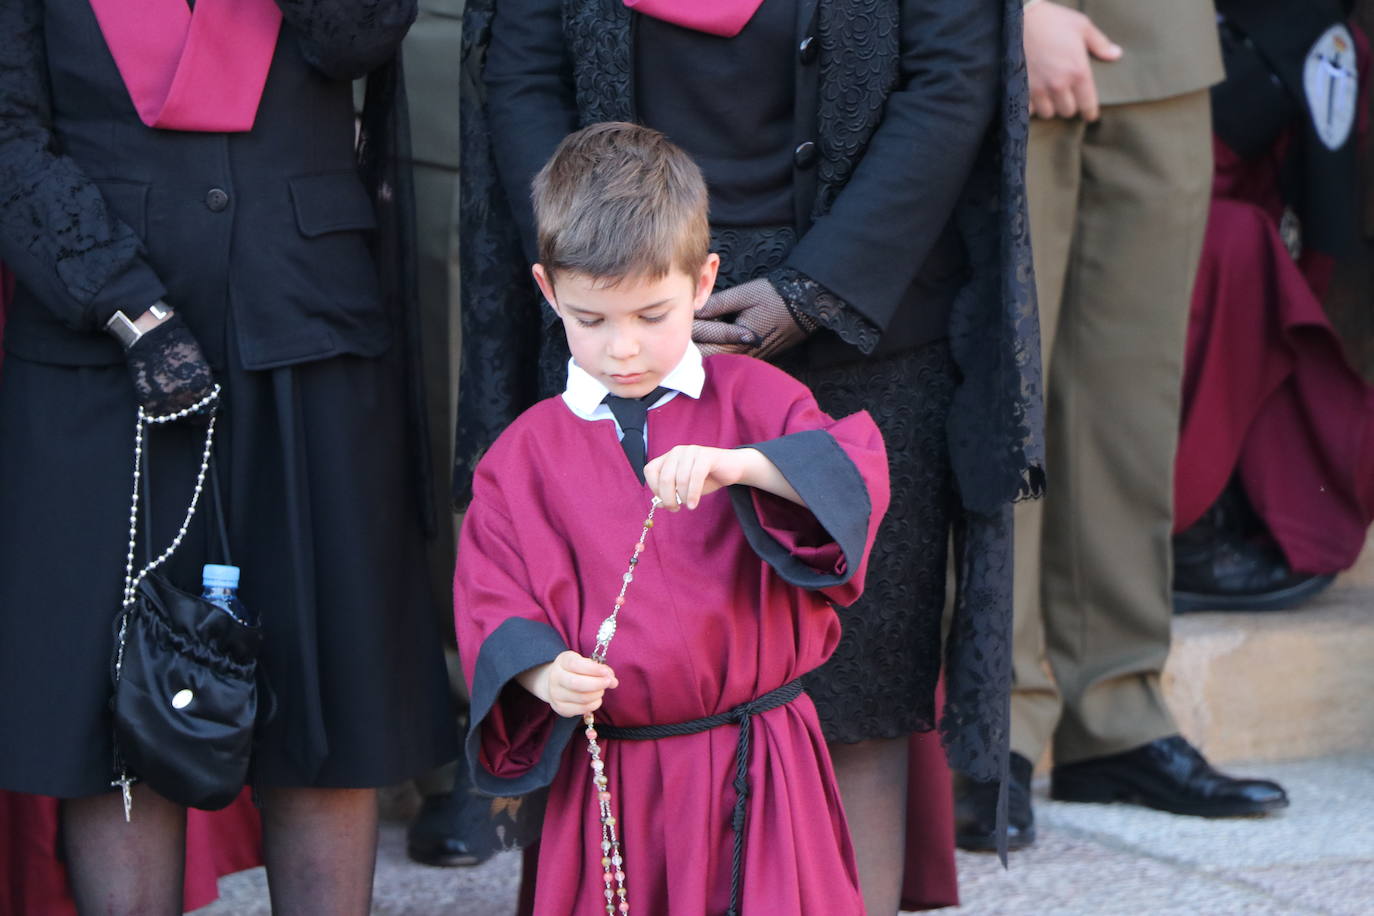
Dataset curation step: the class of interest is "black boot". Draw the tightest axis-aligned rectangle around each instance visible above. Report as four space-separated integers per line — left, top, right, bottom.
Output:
1173 482 1333 613
954 752 1036 852
1051 736 1288 817
1173 527 1334 612
406 763 495 868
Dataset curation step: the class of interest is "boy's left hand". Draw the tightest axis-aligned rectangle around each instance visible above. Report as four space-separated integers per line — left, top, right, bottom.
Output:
645 445 753 511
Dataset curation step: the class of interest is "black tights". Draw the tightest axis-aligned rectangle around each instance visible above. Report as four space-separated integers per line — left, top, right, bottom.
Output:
62 785 379 916
828 736 910 916
63 784 186 915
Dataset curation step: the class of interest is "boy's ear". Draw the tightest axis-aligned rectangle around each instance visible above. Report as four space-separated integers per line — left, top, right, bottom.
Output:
694 254 721 309
532 263 559 313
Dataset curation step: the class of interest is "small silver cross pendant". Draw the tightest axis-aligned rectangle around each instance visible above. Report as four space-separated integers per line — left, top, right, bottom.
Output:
111 771 136 822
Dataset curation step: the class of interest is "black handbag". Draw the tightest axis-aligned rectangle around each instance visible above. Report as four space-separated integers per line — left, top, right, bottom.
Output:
109 387 264 815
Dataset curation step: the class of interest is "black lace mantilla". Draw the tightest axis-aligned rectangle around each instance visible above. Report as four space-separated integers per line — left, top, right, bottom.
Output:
277 0 419 79
810 0 899 219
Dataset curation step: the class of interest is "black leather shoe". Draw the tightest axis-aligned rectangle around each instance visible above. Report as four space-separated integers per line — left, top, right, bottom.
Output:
1050 736 1289 817
1173 507 1333 613
954 752 1036 852
406 784 495 868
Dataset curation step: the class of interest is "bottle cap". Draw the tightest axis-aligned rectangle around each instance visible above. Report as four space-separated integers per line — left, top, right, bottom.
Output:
202 564 240 589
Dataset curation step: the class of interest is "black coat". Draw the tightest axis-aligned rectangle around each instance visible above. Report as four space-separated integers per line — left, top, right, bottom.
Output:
0 0 416 371
456 0 1045 819
485 0 986 359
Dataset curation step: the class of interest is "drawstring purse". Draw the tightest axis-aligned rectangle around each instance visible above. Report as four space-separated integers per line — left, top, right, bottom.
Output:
109 387 264 817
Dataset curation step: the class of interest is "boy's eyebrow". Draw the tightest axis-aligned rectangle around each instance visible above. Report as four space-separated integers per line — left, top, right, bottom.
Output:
563 297 675 316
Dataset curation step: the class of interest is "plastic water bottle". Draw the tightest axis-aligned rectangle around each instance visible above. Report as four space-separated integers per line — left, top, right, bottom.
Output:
202 564 253 626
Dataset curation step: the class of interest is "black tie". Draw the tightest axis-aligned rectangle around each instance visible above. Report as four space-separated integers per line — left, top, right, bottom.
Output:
603 387 670 483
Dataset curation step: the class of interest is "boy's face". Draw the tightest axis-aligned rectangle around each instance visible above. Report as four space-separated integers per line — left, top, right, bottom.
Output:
534 255 720 399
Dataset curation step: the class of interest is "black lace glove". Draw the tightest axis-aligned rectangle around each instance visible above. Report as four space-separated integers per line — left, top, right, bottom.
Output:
692 278 816 360
123 314 217 416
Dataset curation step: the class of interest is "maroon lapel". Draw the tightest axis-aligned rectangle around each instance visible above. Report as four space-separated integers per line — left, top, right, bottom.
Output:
622 0 766 37
88 0 283 132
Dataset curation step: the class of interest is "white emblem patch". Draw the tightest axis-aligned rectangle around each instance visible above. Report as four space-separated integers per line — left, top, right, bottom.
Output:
1304 24 1359 151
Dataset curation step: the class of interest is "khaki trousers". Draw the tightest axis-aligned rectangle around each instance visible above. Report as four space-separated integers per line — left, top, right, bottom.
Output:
1011 90 1213 765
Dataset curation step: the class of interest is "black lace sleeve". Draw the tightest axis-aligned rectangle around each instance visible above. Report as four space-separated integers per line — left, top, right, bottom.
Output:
0 0 166 332
767 266 881 356
276 0 418 80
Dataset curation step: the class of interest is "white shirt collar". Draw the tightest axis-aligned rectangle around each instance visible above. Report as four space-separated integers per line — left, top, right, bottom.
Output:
561 343 705 421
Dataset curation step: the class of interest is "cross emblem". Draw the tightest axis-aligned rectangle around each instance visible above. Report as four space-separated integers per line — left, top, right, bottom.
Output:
111 771 136 822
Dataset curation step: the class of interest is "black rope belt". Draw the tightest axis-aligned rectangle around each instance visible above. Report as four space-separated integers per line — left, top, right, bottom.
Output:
598 678 803 916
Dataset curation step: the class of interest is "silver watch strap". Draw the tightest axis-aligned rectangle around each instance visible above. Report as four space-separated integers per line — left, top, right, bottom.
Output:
105 301 171 348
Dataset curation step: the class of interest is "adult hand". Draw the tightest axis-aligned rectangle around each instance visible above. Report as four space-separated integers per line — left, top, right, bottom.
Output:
693 278 811 360
123 313 217 416
692 282 760 357
1023 1 1122 121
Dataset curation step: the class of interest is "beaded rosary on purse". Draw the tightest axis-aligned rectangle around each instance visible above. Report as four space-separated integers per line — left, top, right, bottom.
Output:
109 386 265 818
581 495 663 915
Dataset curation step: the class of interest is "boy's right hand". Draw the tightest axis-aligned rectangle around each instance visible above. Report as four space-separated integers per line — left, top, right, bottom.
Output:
517 651 619 719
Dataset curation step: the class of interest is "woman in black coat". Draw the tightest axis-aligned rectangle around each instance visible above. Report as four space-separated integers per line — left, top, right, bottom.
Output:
0 2 456 911
457 0 1043 908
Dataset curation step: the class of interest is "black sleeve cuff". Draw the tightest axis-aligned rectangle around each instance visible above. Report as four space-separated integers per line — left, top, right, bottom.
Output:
768 267 881 356
729 429 872 590
465 617 579 797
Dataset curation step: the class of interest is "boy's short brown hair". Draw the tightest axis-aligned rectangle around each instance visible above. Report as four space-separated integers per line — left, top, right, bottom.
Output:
532 122 710 284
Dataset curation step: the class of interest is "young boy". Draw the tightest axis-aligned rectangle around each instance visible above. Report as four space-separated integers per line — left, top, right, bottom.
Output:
455 122 890 916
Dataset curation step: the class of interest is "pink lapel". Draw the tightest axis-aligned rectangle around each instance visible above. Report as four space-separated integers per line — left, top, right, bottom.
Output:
622 0 766 37
87 0 283 133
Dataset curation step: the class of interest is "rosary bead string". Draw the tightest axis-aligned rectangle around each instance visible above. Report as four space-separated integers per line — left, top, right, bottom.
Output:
583 495 660 914
111 386 222 821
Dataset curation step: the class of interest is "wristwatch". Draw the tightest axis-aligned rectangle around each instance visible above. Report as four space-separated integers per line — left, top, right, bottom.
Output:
105 302 173 349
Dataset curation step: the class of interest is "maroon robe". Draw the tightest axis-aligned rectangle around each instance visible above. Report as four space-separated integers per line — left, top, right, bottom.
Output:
1177 133 1374 574
456 354 890 915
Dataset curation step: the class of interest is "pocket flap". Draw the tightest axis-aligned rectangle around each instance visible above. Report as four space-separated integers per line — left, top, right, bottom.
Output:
288 172 378 238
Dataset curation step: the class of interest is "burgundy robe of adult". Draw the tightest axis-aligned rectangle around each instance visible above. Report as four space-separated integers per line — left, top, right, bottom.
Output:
456 354 890 915
1177 134 1374 574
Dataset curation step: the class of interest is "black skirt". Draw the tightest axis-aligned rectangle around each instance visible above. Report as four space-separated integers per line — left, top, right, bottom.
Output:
794 340 956 743
711 225 957 744
0 341 457 797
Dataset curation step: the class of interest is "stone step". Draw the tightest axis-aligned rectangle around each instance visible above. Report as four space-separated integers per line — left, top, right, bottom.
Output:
1163 530 1374 765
